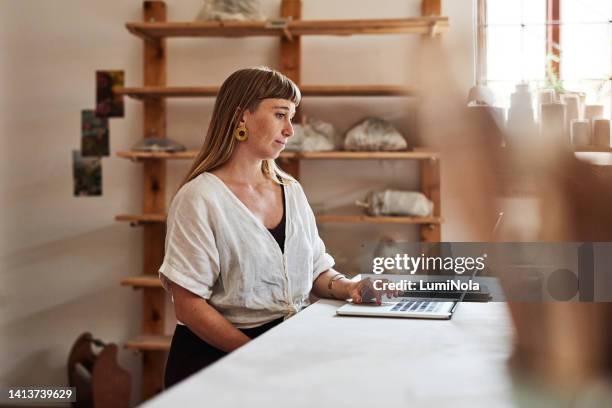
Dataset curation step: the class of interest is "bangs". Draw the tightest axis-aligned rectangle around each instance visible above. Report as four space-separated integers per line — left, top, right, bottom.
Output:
266 71 302 106
254 68 301 107
217 67 302 116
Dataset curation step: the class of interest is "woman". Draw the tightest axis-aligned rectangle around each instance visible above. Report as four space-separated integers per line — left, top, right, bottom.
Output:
160 67 390 388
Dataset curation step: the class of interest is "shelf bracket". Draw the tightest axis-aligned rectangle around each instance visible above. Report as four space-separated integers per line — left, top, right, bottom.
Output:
266 18 293 41
283 27 294 42
428 21 439 38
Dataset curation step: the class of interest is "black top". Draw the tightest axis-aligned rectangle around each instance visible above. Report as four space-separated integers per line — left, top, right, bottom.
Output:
267 185 286 253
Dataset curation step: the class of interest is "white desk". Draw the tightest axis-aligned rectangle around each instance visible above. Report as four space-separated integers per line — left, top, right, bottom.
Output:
143 300 516 408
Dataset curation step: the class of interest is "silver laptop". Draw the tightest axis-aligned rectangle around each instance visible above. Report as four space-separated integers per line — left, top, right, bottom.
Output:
337 213 503 320
336 289 462 320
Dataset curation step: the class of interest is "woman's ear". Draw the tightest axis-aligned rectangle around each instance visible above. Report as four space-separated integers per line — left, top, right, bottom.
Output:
233 106 243 124
234 106 249 126
241 109 253 126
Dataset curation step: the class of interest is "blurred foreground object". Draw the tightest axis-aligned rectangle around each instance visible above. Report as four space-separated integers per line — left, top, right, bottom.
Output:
593 119 611 148
467 83 495 106
507 83 536 146
417 36 612 405
584 105 604 121
68 333 131 408
571 119 591 148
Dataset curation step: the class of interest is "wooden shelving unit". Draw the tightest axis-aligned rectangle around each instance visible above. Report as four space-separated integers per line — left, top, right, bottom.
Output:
117 0 446 402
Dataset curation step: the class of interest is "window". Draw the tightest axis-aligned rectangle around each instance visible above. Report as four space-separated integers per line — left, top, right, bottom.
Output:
479 0 612 117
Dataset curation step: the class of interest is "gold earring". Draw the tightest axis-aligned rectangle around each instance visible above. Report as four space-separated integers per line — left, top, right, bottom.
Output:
234 122 248 141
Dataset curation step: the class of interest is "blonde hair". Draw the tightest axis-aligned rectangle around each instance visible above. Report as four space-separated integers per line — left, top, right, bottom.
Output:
179 67 301 190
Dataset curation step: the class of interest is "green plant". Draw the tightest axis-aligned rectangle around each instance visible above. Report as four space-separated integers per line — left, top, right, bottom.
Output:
545 43 564 94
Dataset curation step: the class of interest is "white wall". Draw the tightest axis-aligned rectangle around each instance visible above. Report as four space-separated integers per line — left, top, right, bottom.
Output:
0 0 474 404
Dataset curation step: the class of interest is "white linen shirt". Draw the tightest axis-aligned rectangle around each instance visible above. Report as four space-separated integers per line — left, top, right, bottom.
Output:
159 172 335 329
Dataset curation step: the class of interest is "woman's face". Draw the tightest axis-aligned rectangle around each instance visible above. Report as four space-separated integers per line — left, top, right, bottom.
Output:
241 98 295 159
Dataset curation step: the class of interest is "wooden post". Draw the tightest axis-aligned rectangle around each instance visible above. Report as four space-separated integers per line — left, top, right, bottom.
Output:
280 0 301 85
419 0 442 242
476 0 487 84
546 0 561 81
142 0 167 400
279 156 300 180
421 0 441 17
420 158 441 242
279 0 302 180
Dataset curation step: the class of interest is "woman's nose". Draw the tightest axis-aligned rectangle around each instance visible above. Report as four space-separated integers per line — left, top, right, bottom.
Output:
283 121 294 138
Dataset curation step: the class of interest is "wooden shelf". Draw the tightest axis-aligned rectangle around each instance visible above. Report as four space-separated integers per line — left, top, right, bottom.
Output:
316 215 442 224
116 150 438 161
294 151 437 160
301 85 416 96
121 275 163 288
574 147 612 153
125 335 171 351
115 214 166 224
115 84 416 99
126 17 449 40
574 149 612 166
116 86 217 99
116 212 441 225
117 150 198 160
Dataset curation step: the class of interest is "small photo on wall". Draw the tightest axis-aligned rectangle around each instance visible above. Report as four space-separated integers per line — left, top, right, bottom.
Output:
95 70 124 118
73 150 102 197
81 110 109 157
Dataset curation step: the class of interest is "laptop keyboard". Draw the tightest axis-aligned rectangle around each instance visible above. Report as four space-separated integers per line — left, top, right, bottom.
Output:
390 300 440 313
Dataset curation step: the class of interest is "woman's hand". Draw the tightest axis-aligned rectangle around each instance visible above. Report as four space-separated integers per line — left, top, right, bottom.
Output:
346 278 399 305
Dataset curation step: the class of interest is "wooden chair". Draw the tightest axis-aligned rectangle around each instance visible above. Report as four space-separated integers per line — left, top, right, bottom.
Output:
67 333 131 408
